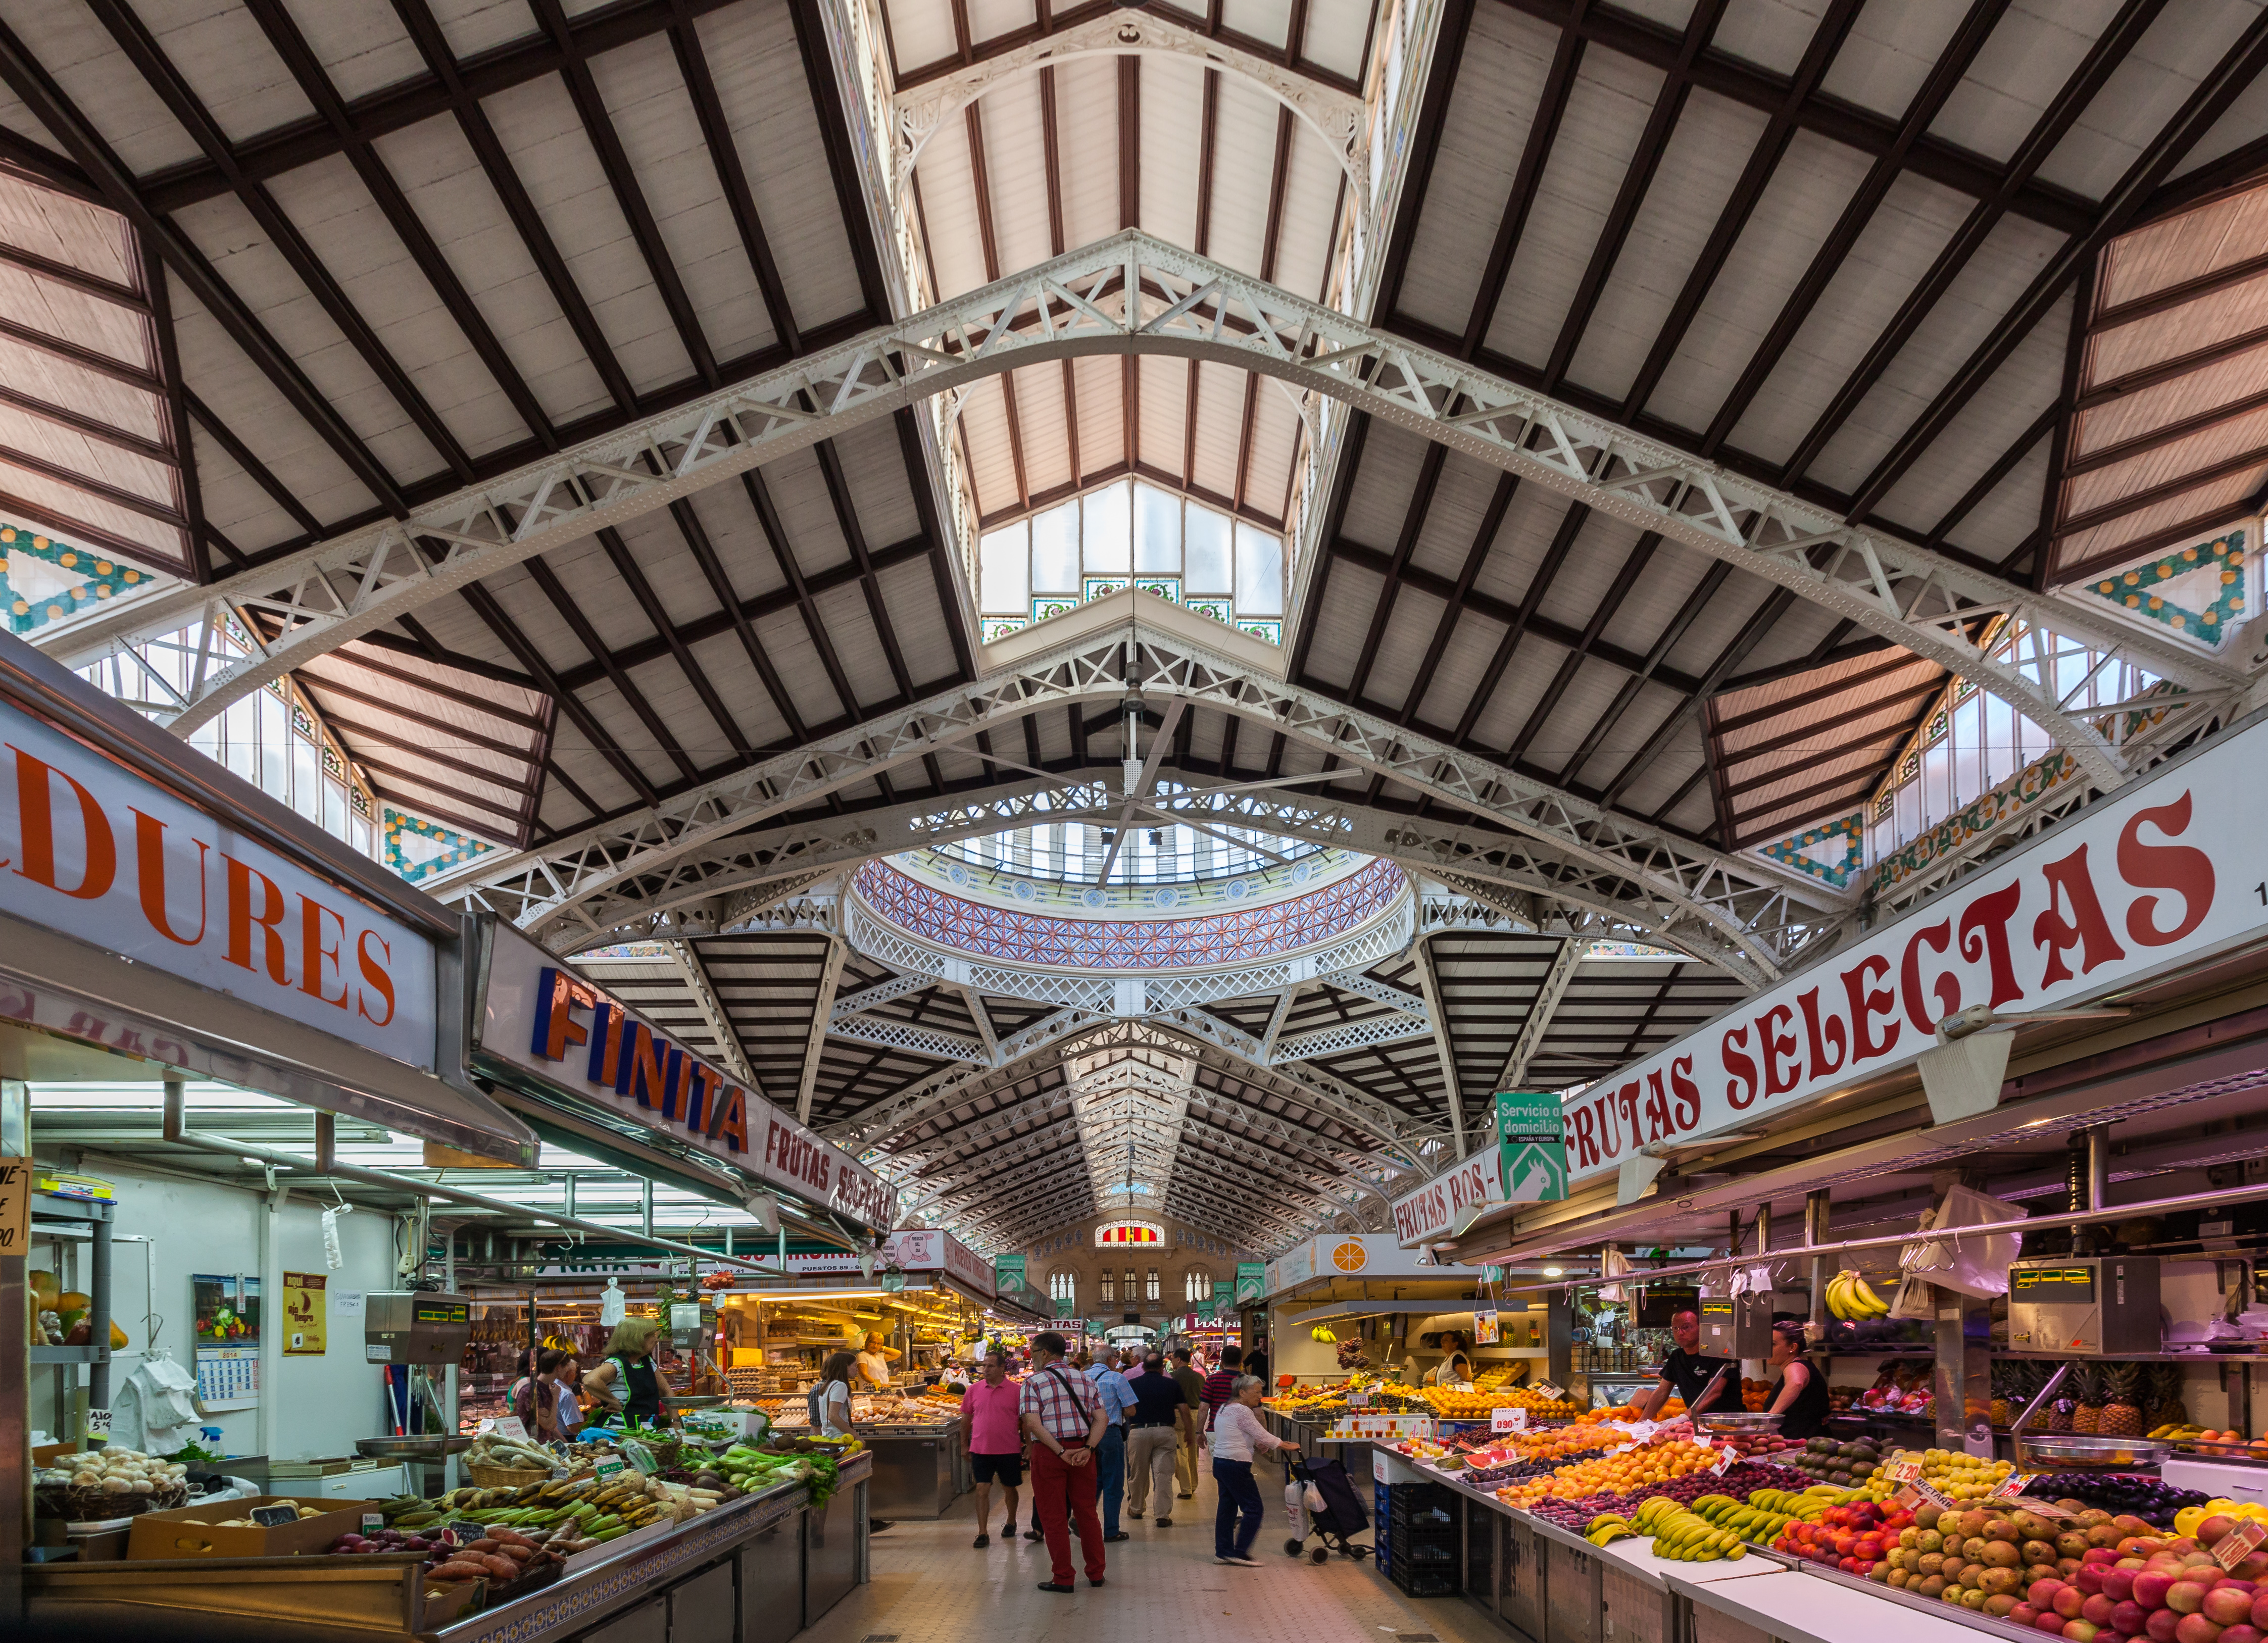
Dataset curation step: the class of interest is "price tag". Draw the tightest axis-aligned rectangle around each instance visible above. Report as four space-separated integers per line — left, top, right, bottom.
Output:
250 1504 303 1528
1711 1446 1735 1475
550 1466 569 1481
2018 1497 2078 1521
1882 1452 1926 1485
362 1513 383 1536
2214 1520 2267 1571
85 1410 113 1437
1533 1380 1564 1402
1492 1406 1529 1432
593 1455 628 1483
493 1416 530 1442
1347 1390 1368 1407
0 1158 27 1253
1989 1471 2037 1501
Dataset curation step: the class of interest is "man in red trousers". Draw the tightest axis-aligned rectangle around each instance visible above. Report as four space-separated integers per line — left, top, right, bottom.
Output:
1019 1330 1108 1592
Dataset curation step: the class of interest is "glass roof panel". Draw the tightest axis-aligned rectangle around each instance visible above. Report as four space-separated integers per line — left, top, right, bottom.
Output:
937 818 1327 885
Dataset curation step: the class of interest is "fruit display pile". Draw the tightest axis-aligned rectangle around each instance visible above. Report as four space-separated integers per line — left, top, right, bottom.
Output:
1857 1447 2017 1504
1775 1494 1915 1575
1710 1431 1804 1460
1781 1434 1883 1487
2022 1475 2212 1531
1885 1504 2268 1639
1588 1495 1752 1561
1419 1385 1584 1420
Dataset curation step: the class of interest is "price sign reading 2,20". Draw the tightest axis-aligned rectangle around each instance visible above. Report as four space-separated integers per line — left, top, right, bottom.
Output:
0 1158 27 1253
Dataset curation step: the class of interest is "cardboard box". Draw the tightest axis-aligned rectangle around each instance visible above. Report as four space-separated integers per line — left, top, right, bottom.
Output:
32 1443 80 1468
128 1495 380 1561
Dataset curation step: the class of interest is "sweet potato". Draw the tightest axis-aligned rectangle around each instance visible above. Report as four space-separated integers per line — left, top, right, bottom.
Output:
499 1543 534 1562
429 1561 485 1582
466 1538 500 1554
480 1554 518 1579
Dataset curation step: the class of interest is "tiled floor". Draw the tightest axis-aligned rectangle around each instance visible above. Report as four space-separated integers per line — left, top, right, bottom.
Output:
802 1459 1508 1643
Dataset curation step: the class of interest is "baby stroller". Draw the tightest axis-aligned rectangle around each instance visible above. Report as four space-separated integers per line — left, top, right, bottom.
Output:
1283 1454 1371 1563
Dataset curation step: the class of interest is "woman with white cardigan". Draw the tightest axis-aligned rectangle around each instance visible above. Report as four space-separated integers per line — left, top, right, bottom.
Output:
1208 1373 1298 1565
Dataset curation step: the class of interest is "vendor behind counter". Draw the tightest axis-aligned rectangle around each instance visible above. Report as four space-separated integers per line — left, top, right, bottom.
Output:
582 1318 669 1426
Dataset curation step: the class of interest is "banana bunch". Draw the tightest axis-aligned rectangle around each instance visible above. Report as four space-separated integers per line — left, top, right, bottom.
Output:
1308 1325 1338 1342
1629 1496 1748 1562
1586 1511 1636 1547
1750 1483 1854 1520
1690 1491 1797 1545
1826 1269 1890 1320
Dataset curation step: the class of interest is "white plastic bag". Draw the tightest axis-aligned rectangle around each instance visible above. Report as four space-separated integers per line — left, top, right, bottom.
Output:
1597 1247 1632 1303
600 1277 627 1327
1901 1185 2024 1299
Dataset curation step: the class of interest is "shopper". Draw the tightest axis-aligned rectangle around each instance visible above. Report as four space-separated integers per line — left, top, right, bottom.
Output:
814 1349 858 1437
1169 1348 1204 1499
816 1349 895 1535
1243 1342 1270 1387
960 1350 1024 1549
508 1348 554 1433
1636 1309 1733 1421
1020 1331 1108 1592
1210 1374 1297 1566
1083 1345 1135 1542
1763 1319 1831 1439
1200 1345 1243 1432
1124 1351 1193 1526
551 1355 584 1440
582 1319 667 1426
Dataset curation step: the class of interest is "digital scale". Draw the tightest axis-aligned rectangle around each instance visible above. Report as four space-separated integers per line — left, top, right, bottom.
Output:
362 1290 473 1365
2006 1257 2160 1355
1699 1294 1776 1359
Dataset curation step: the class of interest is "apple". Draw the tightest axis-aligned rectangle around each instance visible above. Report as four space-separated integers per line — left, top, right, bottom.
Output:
2085 1595 2120 1624
2078 1567 2109 1596
2155 1612 2193 1643
2045 1616 2082 1638
2254 1595 2268 1631
2173 1584 2214 1615
2202 1518 2239 1545
2060 1588 2095 1619
2223 1630 2265 1643
2065 1622 2100 1643
2104 1569 2139 1602
2208 1591 2256 1626
2110 1603 2150 1635
2092 1551 2128 1567
2037 1580 2073 1607
2174 1615 2225 1643
2015 1606 2042 1627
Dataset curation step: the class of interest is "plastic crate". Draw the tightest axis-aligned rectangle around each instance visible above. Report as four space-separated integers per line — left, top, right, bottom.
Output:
1388 1560 1460 1598
1373 1483 1393 1580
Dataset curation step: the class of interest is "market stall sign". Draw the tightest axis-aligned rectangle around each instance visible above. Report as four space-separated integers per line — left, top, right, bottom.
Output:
775 1228 993 1292
0 700 438 1068
1390 1143 1504 1246
1491 1405 1526 1432
994 1253 1024 1293
473 919 898 1231
1561 725 2247 1187
1497 1090 1568 1202
0 1156 25 1253
1473 1307 1499 1345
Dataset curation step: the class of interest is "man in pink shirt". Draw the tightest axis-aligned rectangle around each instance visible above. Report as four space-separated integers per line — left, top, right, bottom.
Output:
959 1349 1025 1548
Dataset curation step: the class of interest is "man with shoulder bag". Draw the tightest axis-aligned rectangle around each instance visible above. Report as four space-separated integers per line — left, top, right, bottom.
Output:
1019 1332 1109 1592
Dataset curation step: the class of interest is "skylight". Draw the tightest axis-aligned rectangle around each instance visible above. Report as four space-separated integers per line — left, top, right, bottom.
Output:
937 819 1327 885
976 477 1286 645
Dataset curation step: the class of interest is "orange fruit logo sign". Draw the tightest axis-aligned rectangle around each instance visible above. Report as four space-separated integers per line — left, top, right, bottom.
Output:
1332 1240 1368 1273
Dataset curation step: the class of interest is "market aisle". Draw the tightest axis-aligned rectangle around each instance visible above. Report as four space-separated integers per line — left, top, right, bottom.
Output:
800 1460 1503 1643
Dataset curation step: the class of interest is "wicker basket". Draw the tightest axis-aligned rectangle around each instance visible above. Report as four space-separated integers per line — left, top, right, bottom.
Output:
466 1462 550 1489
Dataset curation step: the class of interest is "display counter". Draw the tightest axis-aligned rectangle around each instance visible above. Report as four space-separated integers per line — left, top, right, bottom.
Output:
855 1422 961 1519
24 1453 872 1643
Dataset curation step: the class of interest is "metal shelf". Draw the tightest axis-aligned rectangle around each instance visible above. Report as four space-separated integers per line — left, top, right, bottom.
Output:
29 1346 107 1365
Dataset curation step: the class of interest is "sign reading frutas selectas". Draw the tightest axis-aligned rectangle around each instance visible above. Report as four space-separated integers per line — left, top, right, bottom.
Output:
1390 1142 1505 1246
1560 724 2247 1186
0 701 437 1068
1497 1090 1568 1203
474 919 898 1231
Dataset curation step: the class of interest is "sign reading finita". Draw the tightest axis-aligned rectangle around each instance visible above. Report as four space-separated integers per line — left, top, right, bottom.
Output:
473 918 898 1231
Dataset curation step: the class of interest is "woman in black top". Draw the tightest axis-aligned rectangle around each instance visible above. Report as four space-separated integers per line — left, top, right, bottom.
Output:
582 1319 668 1426
1764 1319 1831 1439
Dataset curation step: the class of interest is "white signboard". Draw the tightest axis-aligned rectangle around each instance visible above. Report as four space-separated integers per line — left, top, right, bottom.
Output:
1564 724 2250 1186
1391 1144 1506 1246
0 700 436 1067
771 1229 995 1294
476 920 899 1230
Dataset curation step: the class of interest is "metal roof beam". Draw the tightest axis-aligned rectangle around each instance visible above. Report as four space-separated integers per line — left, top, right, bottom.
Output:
1497 936 1582 1091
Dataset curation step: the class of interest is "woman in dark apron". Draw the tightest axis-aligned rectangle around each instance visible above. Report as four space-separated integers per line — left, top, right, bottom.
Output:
583 1318 668 1427
1764 1319 1832 1439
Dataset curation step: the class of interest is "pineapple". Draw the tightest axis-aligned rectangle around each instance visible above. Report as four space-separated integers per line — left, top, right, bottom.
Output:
2146 1363 2190 1434
2100 1362 2144 1438
2070 1363 2103 1435
2046 1362 2077 1433
1988 1361 2012 1430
